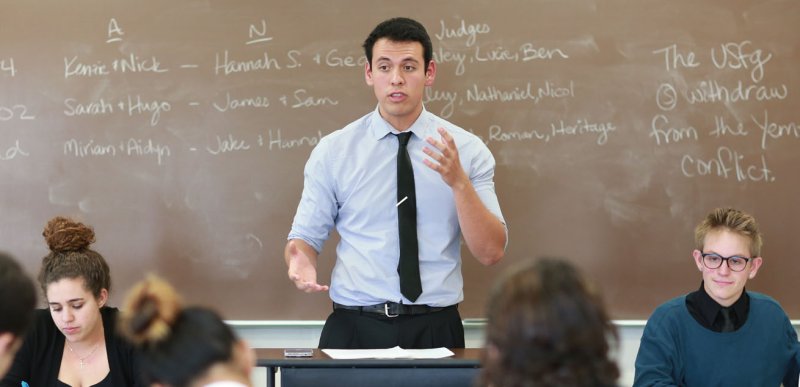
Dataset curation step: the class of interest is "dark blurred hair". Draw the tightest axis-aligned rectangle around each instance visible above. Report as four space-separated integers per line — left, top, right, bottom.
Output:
119 275 238 387
362 17 433 70
0 252 37 335
479 258 619 387
38 216 111 299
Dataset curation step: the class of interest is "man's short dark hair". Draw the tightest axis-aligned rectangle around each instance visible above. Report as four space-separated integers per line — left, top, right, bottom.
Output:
0 252 37 336
362 17 433 70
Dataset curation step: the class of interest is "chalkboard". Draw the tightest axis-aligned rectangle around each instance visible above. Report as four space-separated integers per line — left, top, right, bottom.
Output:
1 0 798 320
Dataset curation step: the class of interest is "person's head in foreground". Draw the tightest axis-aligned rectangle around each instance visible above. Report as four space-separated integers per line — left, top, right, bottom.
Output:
0 252 37 377
480 258 619 387
119 275 255 387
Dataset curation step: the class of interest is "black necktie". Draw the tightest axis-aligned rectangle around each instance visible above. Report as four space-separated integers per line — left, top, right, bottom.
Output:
395 132 422 302
719 308 735 333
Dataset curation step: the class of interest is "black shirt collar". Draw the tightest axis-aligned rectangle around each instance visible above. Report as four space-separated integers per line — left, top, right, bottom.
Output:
686 281 749 331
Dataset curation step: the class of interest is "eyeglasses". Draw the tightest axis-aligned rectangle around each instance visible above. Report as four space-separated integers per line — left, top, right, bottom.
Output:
701 252 751 272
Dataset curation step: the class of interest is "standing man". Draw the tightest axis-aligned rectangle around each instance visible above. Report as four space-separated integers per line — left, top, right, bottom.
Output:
285 17 506 349
634 207 800 386
0 252 36 378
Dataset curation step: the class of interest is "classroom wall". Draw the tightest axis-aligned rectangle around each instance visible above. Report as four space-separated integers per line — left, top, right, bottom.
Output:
4 0 800 323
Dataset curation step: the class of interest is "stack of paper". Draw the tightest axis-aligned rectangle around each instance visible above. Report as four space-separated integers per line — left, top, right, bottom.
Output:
322 346 454 360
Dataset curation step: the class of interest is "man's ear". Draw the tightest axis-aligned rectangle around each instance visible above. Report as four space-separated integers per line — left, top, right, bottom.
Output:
747 257 763 279
424 60 437 86
692 249 704 271
364 61 374 86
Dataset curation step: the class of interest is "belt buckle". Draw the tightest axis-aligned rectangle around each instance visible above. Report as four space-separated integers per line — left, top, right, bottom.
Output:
384 303 399 318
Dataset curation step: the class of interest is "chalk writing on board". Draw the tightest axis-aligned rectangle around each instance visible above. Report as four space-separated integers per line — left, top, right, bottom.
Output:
63 98 114 117
474 43 570 63
312 49 367 68
1 58 16 77
207 134 251 155
64 54 168 79
0 104 35 121
212 93 271 112
488 125 549 143
286 89 339 108
654 41 774 83
126 138 171 165
754 110 800 150
466 81 575 104
0 140 28 161
650 115 699 145
423 89 458 118
656 79 788 110
681 146 774 182
485 119 616 146
214 50 301 75
64 138 116 158
551 119 616 146
710 115 748 138
432 48 467 76
106 18 124 44
260 129 323 151
434 18 491 47
246 19 273 45
653 44 700 71
64 96 171 126
63 138 170 165
711 41 773 83
685 80 788 104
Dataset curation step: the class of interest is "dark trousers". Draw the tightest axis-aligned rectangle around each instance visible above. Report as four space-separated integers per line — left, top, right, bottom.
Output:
318 305 465 349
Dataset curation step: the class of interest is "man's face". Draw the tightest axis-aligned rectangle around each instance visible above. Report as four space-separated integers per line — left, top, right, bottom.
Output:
365 38 435 131
693 229 762 307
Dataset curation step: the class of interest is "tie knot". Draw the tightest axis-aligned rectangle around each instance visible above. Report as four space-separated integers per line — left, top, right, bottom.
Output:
395 132 412 146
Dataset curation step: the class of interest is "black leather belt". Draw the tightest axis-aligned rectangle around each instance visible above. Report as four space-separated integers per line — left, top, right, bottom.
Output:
333 302 454 317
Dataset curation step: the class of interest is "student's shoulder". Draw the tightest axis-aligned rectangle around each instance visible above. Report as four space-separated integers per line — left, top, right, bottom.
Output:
647 295 688 325
747 291 790 315
306 113 371 161
323 111 373 142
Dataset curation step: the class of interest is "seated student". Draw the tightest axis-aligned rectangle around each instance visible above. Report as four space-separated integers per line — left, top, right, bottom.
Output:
634 207 800 386
0 253 36 378
0 217 143 387
119 275 255 387
479 258 619 387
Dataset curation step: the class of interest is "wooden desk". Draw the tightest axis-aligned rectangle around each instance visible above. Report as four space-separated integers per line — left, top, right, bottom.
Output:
255 348 482 387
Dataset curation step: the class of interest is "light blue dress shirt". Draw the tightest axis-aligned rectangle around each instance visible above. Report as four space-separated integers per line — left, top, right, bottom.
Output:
288 107 505 307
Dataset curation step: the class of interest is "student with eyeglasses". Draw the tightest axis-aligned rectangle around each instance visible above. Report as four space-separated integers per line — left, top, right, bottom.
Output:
634 207 800 386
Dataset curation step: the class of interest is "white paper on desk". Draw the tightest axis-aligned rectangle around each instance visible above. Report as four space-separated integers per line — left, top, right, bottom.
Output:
322 346 454 359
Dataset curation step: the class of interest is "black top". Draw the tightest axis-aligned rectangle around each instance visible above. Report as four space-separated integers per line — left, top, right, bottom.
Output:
685 281 749 332
0 307 143 387
56 373 112 387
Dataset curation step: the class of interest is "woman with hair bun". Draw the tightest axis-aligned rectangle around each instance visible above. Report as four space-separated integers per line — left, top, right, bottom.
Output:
0 216 143 387
119 275 255 387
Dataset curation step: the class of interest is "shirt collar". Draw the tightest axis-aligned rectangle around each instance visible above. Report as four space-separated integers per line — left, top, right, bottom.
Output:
368 105 437 141
694 281 749 324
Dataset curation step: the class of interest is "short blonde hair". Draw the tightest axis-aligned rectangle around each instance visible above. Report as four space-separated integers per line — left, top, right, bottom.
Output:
694 208 762 257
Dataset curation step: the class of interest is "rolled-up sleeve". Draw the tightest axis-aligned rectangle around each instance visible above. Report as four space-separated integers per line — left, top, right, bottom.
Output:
288 140 338 254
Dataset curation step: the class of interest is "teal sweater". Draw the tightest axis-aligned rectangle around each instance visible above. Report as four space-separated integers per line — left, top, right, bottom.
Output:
634 292 799 387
